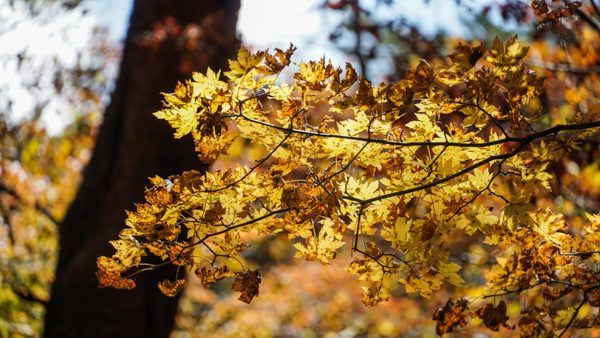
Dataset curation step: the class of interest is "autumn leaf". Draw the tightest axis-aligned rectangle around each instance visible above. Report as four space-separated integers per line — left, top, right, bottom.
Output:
191 67 227 99
340 62 358 91
225 47 264 80
99 34 600 337
154 105 199 139
96 256 136 290
261 44 296 73
475 301 510 331
195 265 235 287
432 298 469 335
531 0 548 17
157 279 187 297
232 270 261 304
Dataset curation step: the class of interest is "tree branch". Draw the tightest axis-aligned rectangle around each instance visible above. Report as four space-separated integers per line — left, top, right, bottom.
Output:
575 7 600 34
0 180 60 226
234 113 600 150
527 60 600 74
344 120 600 204
12 287 48 306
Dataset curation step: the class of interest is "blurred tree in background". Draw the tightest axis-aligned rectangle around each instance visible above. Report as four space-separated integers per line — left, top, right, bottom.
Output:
1 0 240 337
0 0 112 335
43 1 240 337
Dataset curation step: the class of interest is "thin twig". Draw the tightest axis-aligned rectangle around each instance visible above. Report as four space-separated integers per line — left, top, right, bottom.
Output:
344 120 600 204
557 294 587 338
0 180 59 226
11 287 48 306
233 112 600 150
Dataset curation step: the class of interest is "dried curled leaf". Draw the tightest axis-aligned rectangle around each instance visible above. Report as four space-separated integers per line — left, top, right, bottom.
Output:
432 298 469 336
195 265 235 288
157 279 187 297
96 256 136 290
475 301 510 331
232 270 261 304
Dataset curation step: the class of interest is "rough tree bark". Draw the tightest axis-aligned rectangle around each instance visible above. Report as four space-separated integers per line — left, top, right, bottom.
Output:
44 1 240 337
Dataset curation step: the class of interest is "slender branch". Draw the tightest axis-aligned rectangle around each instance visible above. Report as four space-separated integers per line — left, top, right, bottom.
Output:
481 281 545 299
354 247 402 271
12 287 48 306
198 131 292 194
560 250 600 257
591 0 600 18
0 180 59 226
190 104 305 194
125 259 176 279
344 120 600 204
455 100 509 138
233 113 600 150
185 208 290 249
322 141 369 183
345 143 524 204
0 201 15 244
557 294 587 338
575 7 600 34
527 60 600 74
352 203 366 253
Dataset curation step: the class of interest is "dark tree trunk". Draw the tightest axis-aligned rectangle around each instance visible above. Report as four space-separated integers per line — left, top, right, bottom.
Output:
44 1 240 337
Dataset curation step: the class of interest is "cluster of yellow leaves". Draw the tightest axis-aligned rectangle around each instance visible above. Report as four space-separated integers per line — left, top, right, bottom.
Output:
99 36 600 335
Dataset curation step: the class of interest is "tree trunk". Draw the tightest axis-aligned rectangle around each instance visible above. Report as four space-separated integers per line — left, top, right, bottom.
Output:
44 1 240 337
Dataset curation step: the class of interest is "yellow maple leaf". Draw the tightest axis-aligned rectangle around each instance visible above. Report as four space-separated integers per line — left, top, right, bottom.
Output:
154 105 198 139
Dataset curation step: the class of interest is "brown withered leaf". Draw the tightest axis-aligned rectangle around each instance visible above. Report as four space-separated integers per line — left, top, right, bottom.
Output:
195 265 235 287
468 44 487 66
475 300 510 331
432 298 469 335
543 285 570 300
365 241 381 257
531 0 549 17
169 244 193 266
281 99 302 118
96 256 136 290
96 270 136 290
518 308 547 337
386 81 413 107
356 78 375 107
340 62 357 91
588 288 600 307
262 44 296 73
232 269 261 303
421 222 436 242
540 1 581 24
452 42 486 67
157 279 187 297
202 200 226 224
408 60 434 91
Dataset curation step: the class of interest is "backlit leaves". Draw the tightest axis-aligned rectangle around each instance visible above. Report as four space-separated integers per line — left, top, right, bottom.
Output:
154 105 198 139
99 35 600 336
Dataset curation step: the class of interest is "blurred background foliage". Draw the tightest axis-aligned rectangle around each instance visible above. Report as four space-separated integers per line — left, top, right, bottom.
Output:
1 0 600 336
0 0 116 335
